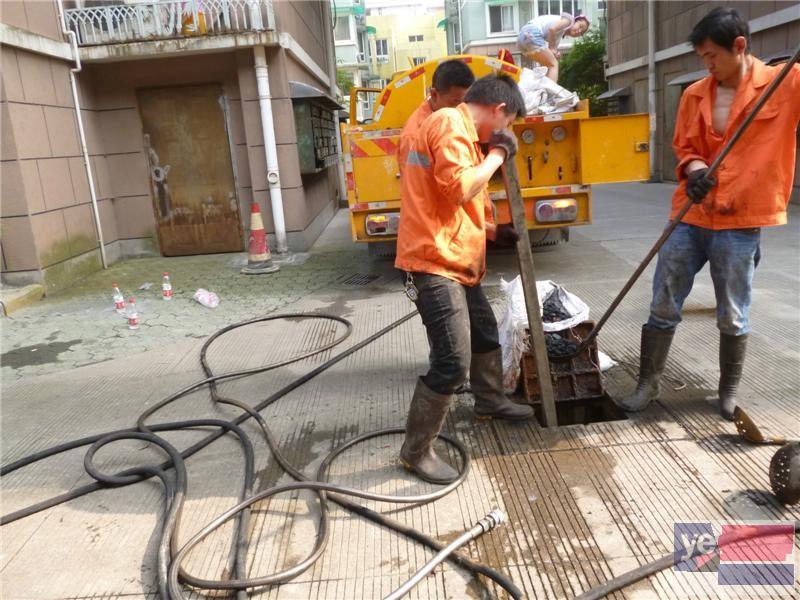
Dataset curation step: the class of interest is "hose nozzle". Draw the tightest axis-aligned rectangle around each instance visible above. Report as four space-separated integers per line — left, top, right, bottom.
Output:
477 509 506 533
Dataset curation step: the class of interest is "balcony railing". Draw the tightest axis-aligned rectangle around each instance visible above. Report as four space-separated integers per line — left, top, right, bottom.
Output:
64 0 273 46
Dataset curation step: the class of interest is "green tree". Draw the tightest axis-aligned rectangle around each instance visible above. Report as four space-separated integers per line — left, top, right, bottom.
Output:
337 69 354 98
559 29 608 116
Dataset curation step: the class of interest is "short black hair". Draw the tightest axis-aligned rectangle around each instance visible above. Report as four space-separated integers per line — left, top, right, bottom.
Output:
689 7 750 52
464 73 525 119
432 59 475 92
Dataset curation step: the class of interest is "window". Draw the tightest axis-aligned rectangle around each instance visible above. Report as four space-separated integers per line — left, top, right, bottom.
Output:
408 34 423 42
537 0 582 17
412 57 426 66
375 38 388 60
334 16 351 42
488 4 514 35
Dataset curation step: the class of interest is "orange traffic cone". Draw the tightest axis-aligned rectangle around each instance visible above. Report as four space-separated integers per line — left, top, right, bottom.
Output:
241 203 279 275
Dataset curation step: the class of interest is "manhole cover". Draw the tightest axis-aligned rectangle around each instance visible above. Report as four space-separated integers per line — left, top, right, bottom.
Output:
341 273 381 286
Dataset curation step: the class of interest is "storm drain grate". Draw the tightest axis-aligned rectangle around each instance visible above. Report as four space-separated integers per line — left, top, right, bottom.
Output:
340 273 381 286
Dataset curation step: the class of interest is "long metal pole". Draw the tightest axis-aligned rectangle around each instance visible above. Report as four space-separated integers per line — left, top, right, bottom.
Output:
502 161 557 426
565 43 800 358
57 0 107 269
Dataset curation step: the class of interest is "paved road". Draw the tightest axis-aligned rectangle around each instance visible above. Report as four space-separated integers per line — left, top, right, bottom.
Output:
2 183 798 599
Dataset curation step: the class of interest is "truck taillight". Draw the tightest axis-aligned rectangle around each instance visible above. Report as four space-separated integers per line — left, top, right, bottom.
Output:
365 213 400 236
535 199 577 223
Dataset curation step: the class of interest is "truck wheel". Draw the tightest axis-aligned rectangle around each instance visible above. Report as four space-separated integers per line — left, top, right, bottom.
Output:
530 227 569 252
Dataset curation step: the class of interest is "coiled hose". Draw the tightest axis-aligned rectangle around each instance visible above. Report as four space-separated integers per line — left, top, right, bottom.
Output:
1 313 522 599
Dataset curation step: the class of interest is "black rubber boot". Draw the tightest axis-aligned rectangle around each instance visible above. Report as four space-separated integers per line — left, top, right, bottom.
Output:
399 379 459 484
718 332 748 422
471 349 534 420
615 325 675 412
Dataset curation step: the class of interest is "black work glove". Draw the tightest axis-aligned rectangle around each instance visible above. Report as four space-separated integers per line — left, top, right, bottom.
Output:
686 168 716 203
488 129 518 161
495 223 520 246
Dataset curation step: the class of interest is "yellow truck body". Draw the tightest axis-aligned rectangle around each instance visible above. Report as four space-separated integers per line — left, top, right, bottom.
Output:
342 55 650 248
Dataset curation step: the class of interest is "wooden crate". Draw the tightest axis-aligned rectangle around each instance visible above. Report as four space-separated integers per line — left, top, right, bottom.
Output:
520 320 604 404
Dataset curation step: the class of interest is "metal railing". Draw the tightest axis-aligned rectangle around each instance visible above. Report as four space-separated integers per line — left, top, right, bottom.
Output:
64 0 273 46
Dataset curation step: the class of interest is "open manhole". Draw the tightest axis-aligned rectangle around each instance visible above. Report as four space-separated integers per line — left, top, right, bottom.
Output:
340 273 381 287
533 392 628 426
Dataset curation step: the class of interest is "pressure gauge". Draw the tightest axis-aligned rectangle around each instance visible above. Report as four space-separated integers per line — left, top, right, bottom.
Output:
551 126 567 142
521 129 535 144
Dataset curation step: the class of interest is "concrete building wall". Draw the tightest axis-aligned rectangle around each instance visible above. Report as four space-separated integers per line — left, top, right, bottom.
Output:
605 1 800 203
235 47 337 249
1 0 63 42
273 0 327 71
1 7 107 292
2 0 340 292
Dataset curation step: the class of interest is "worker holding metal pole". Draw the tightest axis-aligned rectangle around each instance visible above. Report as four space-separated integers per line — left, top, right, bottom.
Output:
395 74 533 485
618 8 800 421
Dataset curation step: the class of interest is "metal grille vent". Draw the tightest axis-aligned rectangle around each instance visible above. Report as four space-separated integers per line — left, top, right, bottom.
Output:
341 273 380 286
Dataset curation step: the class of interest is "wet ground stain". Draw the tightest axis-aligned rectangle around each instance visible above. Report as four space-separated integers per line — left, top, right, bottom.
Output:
1 339 82 368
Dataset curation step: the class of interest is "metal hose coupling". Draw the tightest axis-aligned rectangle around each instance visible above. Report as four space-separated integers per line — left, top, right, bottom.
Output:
384 509 509 600
475 509 506 534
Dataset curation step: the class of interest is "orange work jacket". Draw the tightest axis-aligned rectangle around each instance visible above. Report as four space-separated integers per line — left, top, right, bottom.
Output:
398 99 433 176
395 103 494 286
671 59 800 229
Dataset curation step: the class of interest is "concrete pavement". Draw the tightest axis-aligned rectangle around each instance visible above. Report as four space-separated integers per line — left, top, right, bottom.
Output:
2 183 799 599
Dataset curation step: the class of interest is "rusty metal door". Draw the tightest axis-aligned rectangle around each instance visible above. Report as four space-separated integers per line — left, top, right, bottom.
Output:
138 85 243 256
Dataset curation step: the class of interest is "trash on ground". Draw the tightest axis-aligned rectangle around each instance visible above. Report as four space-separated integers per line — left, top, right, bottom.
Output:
162 273 173 301
112 283 125 313
126 298 140 330
598 350 618 372
193 288 220 309
517 67 579 115
138 282 153 290
498 276 589 392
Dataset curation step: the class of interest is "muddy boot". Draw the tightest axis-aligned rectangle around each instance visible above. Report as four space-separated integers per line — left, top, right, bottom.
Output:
718 333 747 422
471 349 534 420
399 379 458 484
615 325 674 412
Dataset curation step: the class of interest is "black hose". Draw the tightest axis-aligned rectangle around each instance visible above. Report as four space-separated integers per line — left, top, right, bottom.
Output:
1 312 522 599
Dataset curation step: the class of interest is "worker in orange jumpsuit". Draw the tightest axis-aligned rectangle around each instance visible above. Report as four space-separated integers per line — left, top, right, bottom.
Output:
395 74 533 484
398 59 476 175
399 60 475 387
617 8 800 421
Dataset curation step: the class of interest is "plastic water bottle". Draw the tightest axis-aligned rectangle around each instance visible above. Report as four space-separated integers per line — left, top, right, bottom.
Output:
162 272 173 301
112 283 125 313
126 298 139 330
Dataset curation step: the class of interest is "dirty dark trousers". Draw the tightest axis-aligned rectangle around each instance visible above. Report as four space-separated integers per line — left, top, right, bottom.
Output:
410 272 500 395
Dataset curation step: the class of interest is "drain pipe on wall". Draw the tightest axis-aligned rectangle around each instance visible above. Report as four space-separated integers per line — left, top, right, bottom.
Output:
647 0 658 181
253 45 289 254
57 0 107 268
